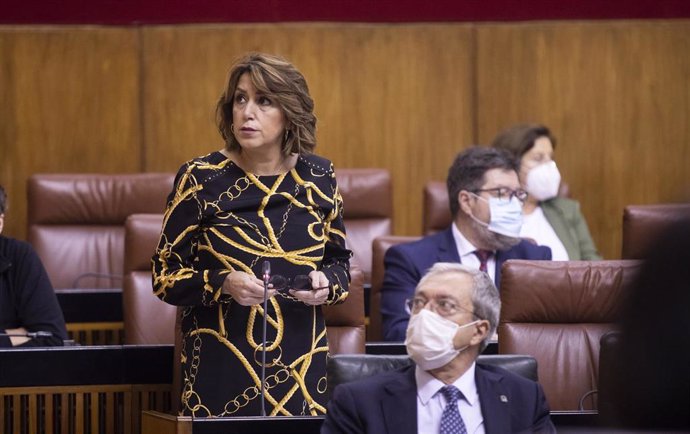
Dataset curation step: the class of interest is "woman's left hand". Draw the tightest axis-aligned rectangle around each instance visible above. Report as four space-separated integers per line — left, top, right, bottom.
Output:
289 270 330 305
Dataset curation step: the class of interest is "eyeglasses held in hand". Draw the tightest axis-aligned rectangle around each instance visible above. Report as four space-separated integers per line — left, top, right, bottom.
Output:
269 274 329 293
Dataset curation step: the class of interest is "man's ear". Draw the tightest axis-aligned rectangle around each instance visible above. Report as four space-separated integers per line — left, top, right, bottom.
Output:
0 214 4 235
469 320 490 347
458 190 474 216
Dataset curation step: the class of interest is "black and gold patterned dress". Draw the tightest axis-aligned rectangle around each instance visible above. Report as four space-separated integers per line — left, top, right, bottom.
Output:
152 151 351 417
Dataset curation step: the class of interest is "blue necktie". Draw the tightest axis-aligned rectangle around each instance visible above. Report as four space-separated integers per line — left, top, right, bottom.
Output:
440 385 468 434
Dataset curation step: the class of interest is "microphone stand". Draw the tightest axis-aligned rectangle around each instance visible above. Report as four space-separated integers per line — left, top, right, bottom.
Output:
260 261 271 417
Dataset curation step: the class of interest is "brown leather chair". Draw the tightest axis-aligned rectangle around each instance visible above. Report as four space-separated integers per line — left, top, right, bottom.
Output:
27 173 174 289
338 169 393 286
622 203 690 259
123 213 177 345
324 267 366 354
422 181 451 235
367 235 420 341
498 259 642 411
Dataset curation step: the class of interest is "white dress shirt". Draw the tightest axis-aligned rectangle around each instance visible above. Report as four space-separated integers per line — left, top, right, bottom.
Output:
451 222 496 282
415 362 485 434
520 206 569 260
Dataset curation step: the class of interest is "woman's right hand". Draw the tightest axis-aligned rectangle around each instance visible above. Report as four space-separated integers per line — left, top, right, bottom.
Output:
222 271 276 306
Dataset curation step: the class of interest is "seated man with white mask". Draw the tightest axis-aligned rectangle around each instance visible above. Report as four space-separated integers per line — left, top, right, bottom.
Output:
381 146 552 341
322 263 555 434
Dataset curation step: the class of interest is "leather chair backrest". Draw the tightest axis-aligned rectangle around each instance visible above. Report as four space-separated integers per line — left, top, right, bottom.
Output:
27 173 174 289
326 354 538 400
323 267 366 355
498 259 642 411
622 203 690 259
368 235 421 341
423 181 452 235
597 330 622 426
338 169 393 285
122 213 177 345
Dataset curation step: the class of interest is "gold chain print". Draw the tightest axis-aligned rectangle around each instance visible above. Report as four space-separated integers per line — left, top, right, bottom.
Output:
153 153 351 417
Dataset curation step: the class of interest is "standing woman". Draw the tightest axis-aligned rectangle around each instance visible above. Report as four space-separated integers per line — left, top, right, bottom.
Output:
491 124 601 260
153 53 351 417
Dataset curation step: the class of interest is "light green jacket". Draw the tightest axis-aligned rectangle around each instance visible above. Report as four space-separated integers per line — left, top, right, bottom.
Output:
541 197 602 260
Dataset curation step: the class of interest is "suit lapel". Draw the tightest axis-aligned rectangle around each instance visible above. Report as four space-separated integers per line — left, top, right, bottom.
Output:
437 227 462 263
382 367 418 434
494 250 509 287
476 365 511 434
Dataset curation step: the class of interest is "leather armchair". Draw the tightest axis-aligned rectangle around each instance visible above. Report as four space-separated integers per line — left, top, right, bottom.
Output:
326 354 538 400
323 267 366 354
498 259 641 411
27 173 174 289
338 169 393 286
622 203 690 259
367 235 421 341
422 181 452 235
122 213 177 345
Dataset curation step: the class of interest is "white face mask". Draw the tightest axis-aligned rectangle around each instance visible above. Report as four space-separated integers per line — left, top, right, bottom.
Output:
405 309 479 371
525 160 561 201
470 194 524 238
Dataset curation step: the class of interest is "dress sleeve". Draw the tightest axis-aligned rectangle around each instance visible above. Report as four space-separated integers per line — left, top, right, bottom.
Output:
152 163 231 306
320 169 352 305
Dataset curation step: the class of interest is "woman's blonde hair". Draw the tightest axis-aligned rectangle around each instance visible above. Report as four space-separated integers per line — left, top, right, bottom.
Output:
216 53 317 155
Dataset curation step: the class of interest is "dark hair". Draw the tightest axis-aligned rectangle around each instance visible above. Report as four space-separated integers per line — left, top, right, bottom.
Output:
610 218 690 430
446 146 519 217
491 124 557 160
216 52 317 156
0 184 6 214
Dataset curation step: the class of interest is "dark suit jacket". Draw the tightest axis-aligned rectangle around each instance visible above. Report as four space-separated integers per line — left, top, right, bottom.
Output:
380 227 552 341
321 364 556 434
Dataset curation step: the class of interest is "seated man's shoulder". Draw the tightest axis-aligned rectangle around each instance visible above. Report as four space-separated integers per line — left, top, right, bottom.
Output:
477 362 543 396
511 238 552 259
334 365 414 396
389 230 447 255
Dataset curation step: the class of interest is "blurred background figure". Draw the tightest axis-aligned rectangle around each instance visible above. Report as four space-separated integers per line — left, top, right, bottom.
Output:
606 217 690 431
492 124 601 260
0 184 67 347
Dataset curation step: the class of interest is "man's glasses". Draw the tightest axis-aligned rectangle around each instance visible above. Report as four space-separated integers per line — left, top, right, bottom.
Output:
405 296 479 319
269 275 329 293
473 187 528 202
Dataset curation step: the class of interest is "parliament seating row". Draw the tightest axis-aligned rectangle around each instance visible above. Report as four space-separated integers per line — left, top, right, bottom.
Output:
0 346 600 434
23 172 690 414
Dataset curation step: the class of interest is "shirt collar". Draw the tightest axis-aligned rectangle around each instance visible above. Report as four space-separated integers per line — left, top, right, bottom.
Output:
415 362 479 407
452 222 481 258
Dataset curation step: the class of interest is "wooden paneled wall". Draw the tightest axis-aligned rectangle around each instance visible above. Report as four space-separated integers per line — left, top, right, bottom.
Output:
1 21 689 260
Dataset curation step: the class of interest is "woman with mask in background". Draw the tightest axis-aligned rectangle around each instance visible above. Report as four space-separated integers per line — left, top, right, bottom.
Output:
492 124 601 260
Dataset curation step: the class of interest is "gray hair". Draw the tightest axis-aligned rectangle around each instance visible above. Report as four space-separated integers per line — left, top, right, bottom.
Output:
417 262 500 352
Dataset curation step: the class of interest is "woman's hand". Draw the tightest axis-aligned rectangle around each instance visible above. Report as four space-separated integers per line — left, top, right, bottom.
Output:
290 270 330 306
222 271 275 306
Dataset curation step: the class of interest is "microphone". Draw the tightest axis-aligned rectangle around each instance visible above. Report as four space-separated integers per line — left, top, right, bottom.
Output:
0 331 53 338
262 261 271 284
260 260 271 416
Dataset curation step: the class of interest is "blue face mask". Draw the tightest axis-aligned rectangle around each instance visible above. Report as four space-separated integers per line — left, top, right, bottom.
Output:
471 195 523 238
